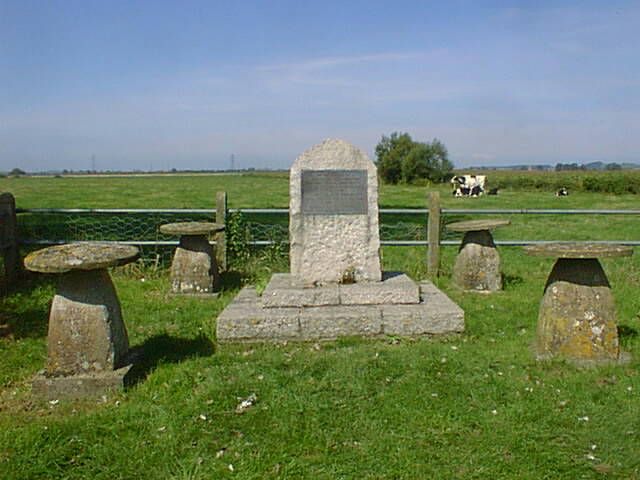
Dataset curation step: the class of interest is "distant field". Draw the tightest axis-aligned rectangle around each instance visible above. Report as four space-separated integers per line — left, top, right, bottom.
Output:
3 171 640 246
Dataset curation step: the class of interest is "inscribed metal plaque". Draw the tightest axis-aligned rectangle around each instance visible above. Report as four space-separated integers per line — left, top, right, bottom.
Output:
301 170 368 215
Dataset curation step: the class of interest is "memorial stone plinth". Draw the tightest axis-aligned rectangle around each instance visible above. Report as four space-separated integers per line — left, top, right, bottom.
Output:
160 222 224 295
24 243 139 399
448 219 510 292
290 139 381 285
216 139 464 342
525 243 632 365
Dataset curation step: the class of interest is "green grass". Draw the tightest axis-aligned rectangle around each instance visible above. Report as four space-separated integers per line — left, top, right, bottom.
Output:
1 174 640 478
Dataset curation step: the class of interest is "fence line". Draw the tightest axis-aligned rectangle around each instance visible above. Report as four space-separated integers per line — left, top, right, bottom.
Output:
18 207 640 216
12 193 640 282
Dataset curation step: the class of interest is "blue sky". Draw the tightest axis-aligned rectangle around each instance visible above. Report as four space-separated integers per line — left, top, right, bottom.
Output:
1 0 639 171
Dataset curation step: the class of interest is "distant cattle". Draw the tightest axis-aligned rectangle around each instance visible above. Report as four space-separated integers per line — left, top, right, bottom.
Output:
451 175 486 197
555 187 569 197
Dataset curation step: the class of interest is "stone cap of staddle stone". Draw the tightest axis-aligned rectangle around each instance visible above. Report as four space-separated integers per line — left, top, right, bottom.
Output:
446 219 511 232
524 243 633 259
159 222 225 236
24 242 140 273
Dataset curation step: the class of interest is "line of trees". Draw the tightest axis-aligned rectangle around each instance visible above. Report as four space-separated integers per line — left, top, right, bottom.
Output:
375 132 453 184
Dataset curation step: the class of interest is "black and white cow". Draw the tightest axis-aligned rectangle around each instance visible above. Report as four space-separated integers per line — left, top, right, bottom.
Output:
555 187 569 197
451 175 486 197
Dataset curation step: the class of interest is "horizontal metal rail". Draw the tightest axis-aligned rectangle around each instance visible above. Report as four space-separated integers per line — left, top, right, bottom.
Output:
17 208 217 214
15 207 640 247
17 207 640 215
442 208 640 215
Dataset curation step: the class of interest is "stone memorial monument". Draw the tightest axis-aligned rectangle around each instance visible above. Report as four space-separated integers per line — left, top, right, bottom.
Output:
216 139 464 342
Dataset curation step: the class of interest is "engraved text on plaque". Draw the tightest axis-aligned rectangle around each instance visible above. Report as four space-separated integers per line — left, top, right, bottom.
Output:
301 170 368 215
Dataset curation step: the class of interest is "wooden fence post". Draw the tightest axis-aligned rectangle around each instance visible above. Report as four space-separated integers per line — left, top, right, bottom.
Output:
216 191 227 272
0 193 21 284
427 191 441 278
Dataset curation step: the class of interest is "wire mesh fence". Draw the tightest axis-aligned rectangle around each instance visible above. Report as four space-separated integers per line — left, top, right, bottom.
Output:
16 208 432 266
17 209 219 266
16 206 640 269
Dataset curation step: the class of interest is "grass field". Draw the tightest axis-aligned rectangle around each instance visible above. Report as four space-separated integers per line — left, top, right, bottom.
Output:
1 173 640 479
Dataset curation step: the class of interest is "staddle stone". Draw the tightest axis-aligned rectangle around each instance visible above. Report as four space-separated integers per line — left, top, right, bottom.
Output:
536 258 620 363
525 243 632 364
159 222 224 236
46 269 130 376
289 139 381 285
160 222 223 294
446 219 510 233
448 220 509 292
524 243 632 259
24 242 140 273
24 243 139 399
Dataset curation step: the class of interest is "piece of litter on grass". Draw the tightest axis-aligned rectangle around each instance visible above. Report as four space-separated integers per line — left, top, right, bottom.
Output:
198 414 207 421
158 426 166 432
235 393 257 414
450 345 458 350
591 444 597 450
586 453 596 461
578 416 589 422
216 448 226 459
49 399 59 406
228 464 234 472
491 409 497 415
431 393 438 398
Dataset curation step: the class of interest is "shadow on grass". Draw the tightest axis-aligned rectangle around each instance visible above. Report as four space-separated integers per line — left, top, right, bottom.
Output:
125 333 215 387
503 274 524 288
0 272 52 339
220 270 245 290
618 324 638 340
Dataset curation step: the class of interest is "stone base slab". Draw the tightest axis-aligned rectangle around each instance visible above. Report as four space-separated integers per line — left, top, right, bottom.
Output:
217 280 463 342
261 272 420 308
32 365 132 401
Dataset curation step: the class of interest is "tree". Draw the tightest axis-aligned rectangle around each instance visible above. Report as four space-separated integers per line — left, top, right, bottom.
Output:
9 168 26 176
375 132 453 184
375 132 414 184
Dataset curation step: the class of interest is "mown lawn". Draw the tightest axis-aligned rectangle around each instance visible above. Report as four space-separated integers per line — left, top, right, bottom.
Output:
1 174 640 479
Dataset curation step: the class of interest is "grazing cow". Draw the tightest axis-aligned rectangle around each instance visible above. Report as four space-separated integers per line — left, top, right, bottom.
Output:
555 187 569 197
487 187 499 195
451 175 486 197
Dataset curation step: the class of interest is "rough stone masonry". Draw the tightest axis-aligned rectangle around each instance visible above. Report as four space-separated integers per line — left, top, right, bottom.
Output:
289 138 382 285
216 139 464 342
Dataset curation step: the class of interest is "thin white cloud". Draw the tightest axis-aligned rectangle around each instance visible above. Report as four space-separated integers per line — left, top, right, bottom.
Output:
256 51 426 73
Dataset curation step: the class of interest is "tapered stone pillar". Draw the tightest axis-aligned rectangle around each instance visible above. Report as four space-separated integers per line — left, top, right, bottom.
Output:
24 243 139 399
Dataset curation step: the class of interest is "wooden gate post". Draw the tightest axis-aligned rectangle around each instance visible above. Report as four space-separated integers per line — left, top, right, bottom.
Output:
427 191 441 278
0 193 21 284
215 191 227 271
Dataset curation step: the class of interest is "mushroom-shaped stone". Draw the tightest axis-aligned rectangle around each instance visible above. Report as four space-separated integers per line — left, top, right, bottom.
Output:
159 222 224 236
447 219 510 292
524 243 632 259
24 242 140 273
446 219 511 233
525 243 633 364
159 222 223 294
24 243 139 397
